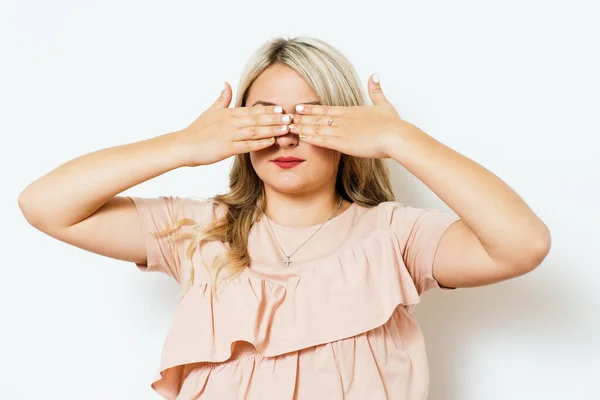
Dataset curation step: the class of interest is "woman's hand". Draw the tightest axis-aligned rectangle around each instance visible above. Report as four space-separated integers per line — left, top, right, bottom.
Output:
289 74 421 159
173 82 291 167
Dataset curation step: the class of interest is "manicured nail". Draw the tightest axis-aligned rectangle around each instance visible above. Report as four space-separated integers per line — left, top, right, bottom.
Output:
282 115 291 123
372 73 380 83
274 106 283 113
280 125 287 132
295 104 304 112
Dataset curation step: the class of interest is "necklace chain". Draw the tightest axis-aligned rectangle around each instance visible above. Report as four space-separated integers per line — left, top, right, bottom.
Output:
265 197 343 267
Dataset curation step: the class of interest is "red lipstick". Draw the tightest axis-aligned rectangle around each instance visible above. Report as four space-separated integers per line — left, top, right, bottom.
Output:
272 156 305 169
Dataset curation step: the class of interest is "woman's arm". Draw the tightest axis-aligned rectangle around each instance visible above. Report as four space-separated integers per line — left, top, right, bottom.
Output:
18 131 185 229
17 83 288 266
289 75 550 289
17 82 285 230
17 131 187 266
389 127 551 288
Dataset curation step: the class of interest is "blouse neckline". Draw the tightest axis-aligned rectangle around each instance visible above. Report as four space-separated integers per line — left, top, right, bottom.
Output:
262 201 357 232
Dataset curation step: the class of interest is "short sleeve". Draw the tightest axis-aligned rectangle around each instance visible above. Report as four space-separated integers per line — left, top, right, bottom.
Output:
127 196 212 283
387 202 461 295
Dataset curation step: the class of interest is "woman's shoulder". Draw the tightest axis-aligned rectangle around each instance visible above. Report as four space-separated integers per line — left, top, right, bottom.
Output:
127 195 222 228
173 195 226 224
352 200 406 223
365 200 454 221
352 200 458 235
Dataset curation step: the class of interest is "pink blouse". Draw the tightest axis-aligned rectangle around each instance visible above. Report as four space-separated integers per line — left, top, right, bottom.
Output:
128 196 461 400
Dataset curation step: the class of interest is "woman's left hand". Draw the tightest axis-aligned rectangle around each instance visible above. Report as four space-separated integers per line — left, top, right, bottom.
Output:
289 74 420 158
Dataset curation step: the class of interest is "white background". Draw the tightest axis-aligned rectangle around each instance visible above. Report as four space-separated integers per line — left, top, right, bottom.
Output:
3 0 599 399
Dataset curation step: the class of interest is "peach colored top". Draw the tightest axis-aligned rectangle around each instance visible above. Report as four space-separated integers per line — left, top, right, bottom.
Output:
128 196 461 400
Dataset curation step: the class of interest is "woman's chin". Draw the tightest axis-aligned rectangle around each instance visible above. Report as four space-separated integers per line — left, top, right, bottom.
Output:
267 179 313 194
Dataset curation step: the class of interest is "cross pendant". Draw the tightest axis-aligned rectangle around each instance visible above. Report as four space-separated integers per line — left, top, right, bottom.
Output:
284 256 291 267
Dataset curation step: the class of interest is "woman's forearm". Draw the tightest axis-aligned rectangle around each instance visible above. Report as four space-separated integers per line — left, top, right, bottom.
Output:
18 130 186 228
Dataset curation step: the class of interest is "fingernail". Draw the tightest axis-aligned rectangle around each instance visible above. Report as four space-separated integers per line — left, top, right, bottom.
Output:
295 105 304 112
372 73 380 83
282 115 291 123
274 106 283 113
280 125 287 132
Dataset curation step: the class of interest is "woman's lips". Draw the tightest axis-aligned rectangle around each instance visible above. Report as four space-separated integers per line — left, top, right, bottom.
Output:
272 160 304 169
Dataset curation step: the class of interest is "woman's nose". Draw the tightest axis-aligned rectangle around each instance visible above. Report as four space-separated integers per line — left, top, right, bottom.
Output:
275 130 299 148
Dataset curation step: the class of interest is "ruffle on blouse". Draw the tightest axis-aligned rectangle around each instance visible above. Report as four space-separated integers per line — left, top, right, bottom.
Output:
150 229 421 399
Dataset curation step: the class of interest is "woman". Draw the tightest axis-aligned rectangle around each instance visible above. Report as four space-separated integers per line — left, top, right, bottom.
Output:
18 37 551 399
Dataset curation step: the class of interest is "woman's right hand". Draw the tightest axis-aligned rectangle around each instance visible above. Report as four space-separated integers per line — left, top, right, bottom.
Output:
173 82 292 167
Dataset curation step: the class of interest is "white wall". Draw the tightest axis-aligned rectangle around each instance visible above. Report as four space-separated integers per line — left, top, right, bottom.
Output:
3 1 598 399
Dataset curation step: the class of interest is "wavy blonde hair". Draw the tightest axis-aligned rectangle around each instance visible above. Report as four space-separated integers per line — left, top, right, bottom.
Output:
160 37 396 297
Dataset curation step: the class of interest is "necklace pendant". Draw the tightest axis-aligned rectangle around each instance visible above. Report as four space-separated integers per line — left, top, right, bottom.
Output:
284 256 291 267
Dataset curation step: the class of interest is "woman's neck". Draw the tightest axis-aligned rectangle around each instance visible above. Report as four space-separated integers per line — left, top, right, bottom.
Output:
263 192 348 229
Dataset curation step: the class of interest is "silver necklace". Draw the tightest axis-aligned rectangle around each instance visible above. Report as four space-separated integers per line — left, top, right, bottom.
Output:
265 197 343 267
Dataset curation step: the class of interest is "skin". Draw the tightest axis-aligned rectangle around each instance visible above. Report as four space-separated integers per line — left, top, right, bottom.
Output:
245 63 353 228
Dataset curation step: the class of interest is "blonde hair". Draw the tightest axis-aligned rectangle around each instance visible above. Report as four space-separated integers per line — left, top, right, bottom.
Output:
159 37 396 297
